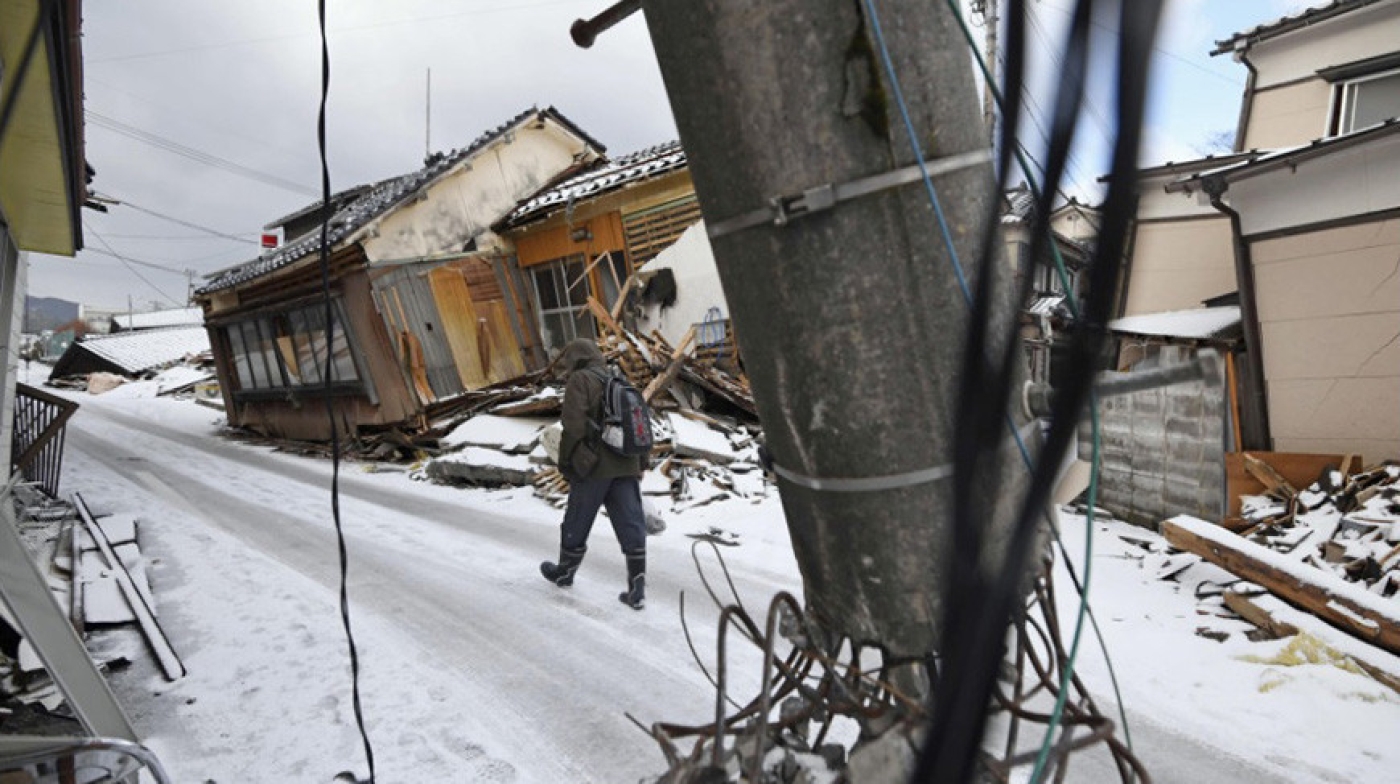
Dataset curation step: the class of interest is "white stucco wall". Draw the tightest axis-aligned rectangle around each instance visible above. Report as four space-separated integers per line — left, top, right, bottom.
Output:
360 122 596 264
1230 130 1400 238
633 220 730 347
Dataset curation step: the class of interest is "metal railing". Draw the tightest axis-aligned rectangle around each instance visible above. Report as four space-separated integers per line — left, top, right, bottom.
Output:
11 383 79 497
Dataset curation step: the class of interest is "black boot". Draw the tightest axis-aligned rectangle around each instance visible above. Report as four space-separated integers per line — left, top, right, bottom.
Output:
540 545 586 587
618 549 645 610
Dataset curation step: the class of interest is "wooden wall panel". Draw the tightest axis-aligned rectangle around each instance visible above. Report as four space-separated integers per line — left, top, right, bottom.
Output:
428 266 489 389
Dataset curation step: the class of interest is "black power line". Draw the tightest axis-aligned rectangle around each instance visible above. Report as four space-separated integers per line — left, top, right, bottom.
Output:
95 195 259 245
87 111 319 198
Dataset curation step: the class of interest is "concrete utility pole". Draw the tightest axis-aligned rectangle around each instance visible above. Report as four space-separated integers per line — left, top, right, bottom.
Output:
972 0 999 147
642 0 1031 665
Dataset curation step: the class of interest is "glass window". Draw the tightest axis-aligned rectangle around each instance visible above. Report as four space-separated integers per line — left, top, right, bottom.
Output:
1339 69 1400 134
532 255 595 354
226 326 252 390
240 321 271 388
224 301 359 394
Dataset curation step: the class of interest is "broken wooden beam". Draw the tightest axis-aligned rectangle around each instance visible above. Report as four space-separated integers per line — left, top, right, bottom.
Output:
1162 515 1400 657
1242 453 1297 499
643 325 698 403
73 494 185 681
1226 589 1400 696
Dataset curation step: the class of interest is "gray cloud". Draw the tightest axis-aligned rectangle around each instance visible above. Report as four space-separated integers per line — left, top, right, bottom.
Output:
31 0 674 311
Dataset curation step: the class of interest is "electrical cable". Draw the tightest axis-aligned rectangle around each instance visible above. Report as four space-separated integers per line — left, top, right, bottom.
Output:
882 0 1164 780
315 2 376 780
951 0 1136 760
95 195 259 245
87 111 320 198
84 227 185 306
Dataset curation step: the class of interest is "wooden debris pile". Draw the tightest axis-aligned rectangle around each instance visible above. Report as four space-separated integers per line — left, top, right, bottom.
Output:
421 305 769 511
1 486 179 731
1148 454 1400 690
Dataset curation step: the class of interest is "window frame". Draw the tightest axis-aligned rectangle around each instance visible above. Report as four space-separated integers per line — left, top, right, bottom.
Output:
220 299 369 401
530 254 597 354
1333 67 1400 136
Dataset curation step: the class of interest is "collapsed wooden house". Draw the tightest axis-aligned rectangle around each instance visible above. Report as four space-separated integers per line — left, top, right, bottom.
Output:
192 107 607 440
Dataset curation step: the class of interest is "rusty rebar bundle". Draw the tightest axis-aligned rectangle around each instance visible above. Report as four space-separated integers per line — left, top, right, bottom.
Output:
637 542 1150 783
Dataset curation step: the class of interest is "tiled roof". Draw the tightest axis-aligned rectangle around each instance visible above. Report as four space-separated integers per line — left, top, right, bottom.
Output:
500 141 687 229
1212 0 1385 55
72 326 211 375
112 307 204 330
198 106 604 295
1001 186 1037 225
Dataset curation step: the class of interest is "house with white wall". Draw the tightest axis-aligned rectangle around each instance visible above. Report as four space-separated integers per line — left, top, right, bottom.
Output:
194 107 606 440
1116 0 1400 461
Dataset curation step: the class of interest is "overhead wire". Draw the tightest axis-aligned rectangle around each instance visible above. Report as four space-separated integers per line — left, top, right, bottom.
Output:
90 0 590 64
84 226 185 306
94 195 260 245
87 110 320 198
315 2 377 781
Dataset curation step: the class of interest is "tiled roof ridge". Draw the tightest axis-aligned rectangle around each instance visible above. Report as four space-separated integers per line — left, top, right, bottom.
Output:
197 106 601 295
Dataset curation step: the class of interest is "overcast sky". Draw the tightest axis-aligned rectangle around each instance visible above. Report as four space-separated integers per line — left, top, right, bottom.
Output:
28 0 1313 313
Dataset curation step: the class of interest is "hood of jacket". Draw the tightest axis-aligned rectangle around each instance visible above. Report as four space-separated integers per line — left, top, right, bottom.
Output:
556 338 604 378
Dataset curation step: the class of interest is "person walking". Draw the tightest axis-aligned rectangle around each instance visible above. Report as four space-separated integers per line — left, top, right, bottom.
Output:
540 338 649 609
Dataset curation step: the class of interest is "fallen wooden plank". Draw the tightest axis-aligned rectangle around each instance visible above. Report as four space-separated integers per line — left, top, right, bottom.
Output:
1222 590 1299 639
1162 515 1400 657
643 325 698 403
1225 452 1358 516
1242 453 1298 499
1227 590 1400 696
74 493 185 681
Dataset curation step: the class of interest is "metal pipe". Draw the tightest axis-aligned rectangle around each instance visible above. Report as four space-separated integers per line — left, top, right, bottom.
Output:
1023 349 1223 419
570 0 642 48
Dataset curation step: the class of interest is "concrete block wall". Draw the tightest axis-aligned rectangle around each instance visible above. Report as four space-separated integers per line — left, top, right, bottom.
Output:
1083 347 1228 528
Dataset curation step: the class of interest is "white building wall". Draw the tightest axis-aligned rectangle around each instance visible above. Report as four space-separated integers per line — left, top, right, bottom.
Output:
634 221 731 347
360 124 594 263
1246 1 1400 89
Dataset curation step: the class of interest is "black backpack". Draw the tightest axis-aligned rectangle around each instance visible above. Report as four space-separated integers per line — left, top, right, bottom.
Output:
588 366 653 457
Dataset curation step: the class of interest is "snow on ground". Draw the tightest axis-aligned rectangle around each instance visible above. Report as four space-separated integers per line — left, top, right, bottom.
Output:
27 369 1400 782
1050 511 1400 783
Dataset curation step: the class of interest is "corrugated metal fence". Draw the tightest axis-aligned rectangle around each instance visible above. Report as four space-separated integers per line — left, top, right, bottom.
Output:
1083 347 1230 528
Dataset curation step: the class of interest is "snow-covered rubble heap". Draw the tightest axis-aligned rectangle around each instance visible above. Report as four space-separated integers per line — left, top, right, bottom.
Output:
422 325 773 510
1218 461 1400 596
1 487 177 729
1139 459 1400 692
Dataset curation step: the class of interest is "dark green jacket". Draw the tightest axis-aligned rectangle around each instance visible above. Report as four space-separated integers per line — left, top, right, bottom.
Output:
556 338 646 480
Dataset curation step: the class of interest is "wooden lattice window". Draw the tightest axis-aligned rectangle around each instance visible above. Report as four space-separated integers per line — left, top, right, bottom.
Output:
622 195 702 267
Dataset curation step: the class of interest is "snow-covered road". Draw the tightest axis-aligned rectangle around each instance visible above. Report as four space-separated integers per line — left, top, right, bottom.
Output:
44 378 1400 783
62 396 799 782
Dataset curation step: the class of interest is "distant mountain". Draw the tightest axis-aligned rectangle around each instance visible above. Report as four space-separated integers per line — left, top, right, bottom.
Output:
24 296 80 333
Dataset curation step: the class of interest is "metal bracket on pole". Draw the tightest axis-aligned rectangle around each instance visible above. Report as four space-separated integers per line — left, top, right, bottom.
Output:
707 148 993 240
570 0 642 48
1022 349 1224 420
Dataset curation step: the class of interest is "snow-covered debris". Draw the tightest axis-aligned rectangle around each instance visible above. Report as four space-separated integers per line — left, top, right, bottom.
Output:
425 447 538 486
440 414 550 452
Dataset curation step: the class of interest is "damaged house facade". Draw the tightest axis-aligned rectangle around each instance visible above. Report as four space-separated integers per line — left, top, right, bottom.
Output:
1098 0 1400 525
494 140 700 356
193 107 606 440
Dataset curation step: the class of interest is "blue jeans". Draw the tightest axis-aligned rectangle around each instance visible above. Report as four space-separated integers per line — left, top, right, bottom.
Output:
560 476 647 554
